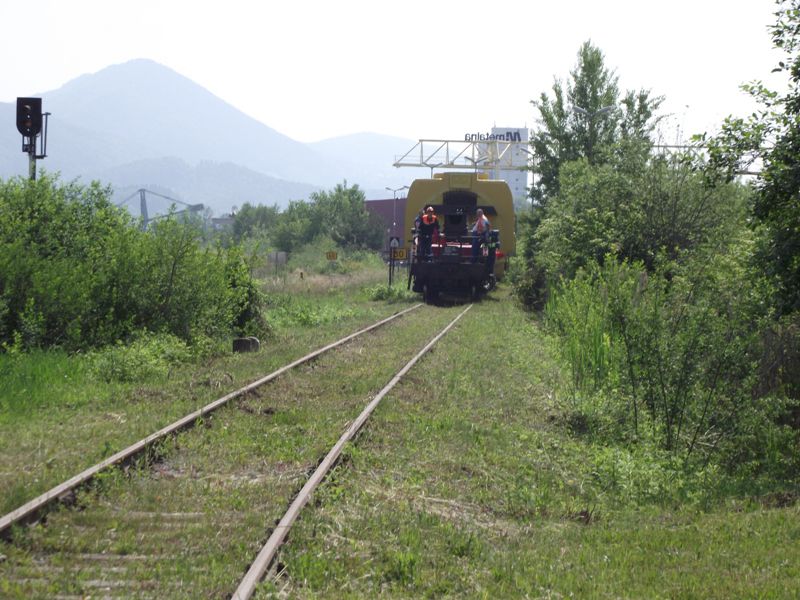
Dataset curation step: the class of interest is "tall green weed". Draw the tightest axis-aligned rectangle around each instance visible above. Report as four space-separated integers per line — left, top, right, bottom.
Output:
265 292 356 328
546 251 798 485
0 350 92 418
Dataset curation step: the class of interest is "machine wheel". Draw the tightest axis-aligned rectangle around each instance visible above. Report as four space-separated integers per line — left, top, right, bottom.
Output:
482 274 497 292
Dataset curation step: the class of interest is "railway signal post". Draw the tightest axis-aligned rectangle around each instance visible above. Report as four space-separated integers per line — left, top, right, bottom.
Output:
389 236 401 286
16 97 50 180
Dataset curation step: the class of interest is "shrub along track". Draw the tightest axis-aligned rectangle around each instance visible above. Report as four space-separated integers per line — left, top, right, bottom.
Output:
0 303 469 599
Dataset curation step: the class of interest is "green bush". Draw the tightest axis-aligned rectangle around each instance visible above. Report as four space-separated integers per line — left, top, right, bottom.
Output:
509 257 549 311
288 235 343 274
267 182 384 253
534 154 749 282
0 175 269 351
288 235 383 275
223 246 270 337
545 250 798 482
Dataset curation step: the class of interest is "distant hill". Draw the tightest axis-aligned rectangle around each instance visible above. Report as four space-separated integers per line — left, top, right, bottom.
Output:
42 59 334 182
310 132 428 198
0 59 423 214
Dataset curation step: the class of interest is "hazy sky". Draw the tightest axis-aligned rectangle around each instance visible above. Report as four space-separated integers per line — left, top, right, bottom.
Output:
0 0 782 144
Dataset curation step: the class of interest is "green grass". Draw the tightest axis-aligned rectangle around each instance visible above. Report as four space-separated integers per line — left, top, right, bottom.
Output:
266 291 360 328
0 350 97 418
1 278 797 598
0 270 399 515
263 287 799 598
0 271 458 598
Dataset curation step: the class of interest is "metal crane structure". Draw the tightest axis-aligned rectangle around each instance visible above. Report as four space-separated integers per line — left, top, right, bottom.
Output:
116 188 204 230
393 139 529 173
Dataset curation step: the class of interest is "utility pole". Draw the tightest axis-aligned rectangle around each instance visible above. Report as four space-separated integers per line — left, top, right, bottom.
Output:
28 143 36 180
385 186 408 287
385 185 409 238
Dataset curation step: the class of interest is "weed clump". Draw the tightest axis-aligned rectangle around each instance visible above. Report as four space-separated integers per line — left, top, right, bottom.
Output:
88 332 192 383
368 284 416 303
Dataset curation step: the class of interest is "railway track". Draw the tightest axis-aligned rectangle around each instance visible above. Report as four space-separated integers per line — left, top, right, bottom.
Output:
0 303 471 599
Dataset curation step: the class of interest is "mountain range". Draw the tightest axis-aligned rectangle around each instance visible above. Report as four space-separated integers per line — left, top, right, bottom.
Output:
0 59 426 216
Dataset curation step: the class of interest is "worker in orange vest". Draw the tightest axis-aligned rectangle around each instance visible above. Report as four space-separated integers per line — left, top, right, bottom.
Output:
418 206 439 261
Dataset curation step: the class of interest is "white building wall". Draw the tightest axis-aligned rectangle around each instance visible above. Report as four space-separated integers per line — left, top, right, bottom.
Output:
481 126 530 205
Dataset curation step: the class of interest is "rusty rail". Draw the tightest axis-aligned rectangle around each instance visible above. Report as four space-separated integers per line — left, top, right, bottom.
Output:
232 303 473 599
0 304 422 538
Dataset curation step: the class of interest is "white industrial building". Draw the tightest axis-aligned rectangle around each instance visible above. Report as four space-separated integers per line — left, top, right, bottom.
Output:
480 126 530 206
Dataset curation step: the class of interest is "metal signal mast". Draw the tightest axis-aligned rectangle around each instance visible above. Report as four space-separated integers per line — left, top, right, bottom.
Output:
16 97 50 180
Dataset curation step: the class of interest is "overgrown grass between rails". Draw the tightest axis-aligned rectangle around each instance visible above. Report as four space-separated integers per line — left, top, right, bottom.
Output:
268 288 799 598
0 303 462 598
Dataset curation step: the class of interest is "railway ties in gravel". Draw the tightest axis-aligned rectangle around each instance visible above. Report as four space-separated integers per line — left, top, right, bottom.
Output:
0 303 472 598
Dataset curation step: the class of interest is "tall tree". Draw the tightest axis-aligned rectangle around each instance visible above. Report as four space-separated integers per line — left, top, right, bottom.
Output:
516 42 663 309
529 41 662 205
310 182 384 250
706 0 800 315
232 202 280 242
